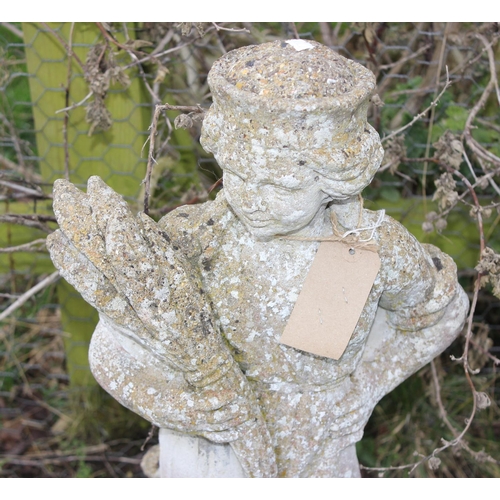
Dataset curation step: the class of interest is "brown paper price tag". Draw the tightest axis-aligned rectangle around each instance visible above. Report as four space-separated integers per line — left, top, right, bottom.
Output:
280 241 381 360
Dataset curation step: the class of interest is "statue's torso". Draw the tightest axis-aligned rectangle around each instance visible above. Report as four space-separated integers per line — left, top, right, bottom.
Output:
161 194 389 388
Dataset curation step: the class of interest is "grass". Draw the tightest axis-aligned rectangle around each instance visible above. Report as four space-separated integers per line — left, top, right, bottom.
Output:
0 274 154 478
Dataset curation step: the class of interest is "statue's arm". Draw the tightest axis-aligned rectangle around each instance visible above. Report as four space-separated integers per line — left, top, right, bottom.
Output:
47 176 277 477
358 286 468 399
355 218 469 401
333 287 468 439
89 314 255 440
332 222 469 437
49 177 232 382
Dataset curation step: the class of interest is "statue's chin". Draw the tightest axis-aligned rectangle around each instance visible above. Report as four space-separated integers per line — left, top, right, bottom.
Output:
244 225 277 242
236 219 281 242
242 220 312 243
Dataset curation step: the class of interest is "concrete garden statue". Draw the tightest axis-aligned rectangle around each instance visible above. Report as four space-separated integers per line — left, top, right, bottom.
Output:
47 40 469 478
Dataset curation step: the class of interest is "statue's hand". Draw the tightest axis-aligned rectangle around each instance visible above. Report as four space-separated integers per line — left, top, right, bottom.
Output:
49 176 232 384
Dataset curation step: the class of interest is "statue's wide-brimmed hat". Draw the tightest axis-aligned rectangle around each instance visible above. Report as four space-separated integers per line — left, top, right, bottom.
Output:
201 40 383 195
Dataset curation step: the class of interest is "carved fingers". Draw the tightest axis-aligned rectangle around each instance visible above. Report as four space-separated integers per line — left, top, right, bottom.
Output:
46 229 138 331
50 176 234 380
51 179 116 282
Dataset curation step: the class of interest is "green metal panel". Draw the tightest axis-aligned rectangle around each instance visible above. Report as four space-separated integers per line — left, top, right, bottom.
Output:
22 22 151 386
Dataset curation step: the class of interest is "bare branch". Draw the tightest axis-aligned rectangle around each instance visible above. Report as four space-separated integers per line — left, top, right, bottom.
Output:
378 44 432 71
95 22 149 57
0 454 141 466
1 22 23 39
0 214 55 233
463 35 500 168
0 271 60 322
475 34 500 106
211 23 250 34
55 91 92 114
0 112 26 171
142 103 205 214
382 68 452 144
0 238 46 253
123 40 193 69
469 336 500 366
0 153 21 171
151 28 175 55
62 22 75 180
40 23 84 69
0 179 48 198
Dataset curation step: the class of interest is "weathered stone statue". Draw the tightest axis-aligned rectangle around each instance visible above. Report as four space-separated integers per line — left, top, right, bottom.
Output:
47 40 469 478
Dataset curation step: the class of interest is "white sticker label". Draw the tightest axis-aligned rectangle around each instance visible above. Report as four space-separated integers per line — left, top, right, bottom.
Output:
286 40 314 52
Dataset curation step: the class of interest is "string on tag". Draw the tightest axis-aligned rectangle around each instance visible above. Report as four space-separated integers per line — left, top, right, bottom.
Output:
336 209 385 242
282 195 385 252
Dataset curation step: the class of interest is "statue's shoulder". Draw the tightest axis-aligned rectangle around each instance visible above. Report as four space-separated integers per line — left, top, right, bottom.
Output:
371 211 423 262
157 191 234 259
373 212 454 271
370 210 460 320
365 209 436 286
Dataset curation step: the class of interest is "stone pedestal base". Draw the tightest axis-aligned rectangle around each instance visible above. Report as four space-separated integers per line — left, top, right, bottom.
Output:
158 428 246 478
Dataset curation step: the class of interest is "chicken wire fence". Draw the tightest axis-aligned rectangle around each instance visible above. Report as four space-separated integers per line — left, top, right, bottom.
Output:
1 22 499 422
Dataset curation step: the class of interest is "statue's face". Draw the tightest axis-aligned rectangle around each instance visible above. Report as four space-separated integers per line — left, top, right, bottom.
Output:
222 163 331 241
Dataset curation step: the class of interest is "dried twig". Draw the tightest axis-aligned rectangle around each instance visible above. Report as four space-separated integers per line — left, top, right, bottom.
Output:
0 153 21 171
430 357 497 469
150 28 175 55
1 22 23 39
211 23 250 34
430 360 456 435
128 50 161 104
463 35 500 169
362 148 494 475
95 22 162 105
289 23 300 40
0 214 55 233
123 41 193 69
55 92 93 114
0 238 46 254
95 22 149 57
422 25 449 204
475 34 500 106
476 117 500 134
447 31 500 79
140 425 157 452
143 103 205 214
404 156 486 252
378 43 432 71
465 149 500 197
0 454 141 466
0 271 60 322
469 336 500 366
0 112 26 172
40 23 84 69
143 105 163 215
63 22 74 180
375 25 425 97
381 68 451 144
319 23 333 47
0 179 49 199
12 444 109 459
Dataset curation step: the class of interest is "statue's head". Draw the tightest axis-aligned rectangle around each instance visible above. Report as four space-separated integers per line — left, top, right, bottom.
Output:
200 40 383 240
